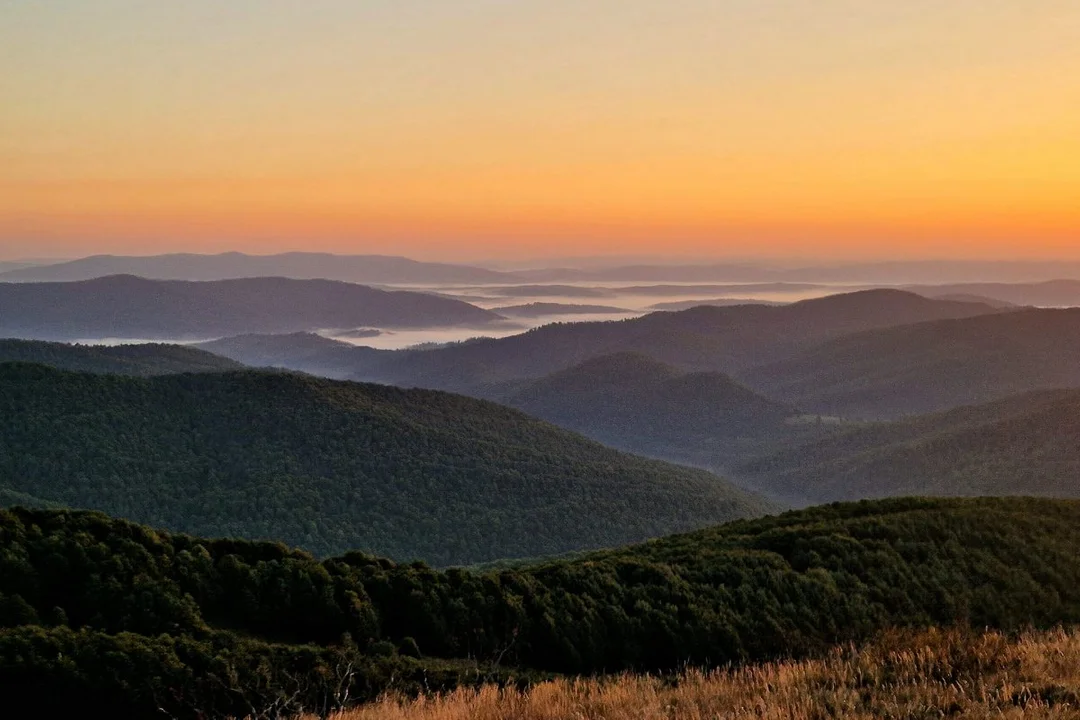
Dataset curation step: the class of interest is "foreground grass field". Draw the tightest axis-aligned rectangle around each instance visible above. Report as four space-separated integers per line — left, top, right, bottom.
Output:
322 628 1080 720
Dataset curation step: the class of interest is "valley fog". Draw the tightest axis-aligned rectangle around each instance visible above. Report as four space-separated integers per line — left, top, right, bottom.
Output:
330 281 856 349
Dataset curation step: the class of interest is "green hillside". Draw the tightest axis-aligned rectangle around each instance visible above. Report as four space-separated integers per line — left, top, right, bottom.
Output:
747 308 1080 419
737 387 1080 503
0 363 771 564
5 498 1080 716
197 331 384 379
0 338 243 375
504 352 830 469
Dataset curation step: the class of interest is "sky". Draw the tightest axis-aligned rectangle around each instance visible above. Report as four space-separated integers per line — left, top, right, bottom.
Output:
2 1 1079 262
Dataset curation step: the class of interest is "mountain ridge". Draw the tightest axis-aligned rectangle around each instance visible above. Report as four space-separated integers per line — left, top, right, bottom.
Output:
0 338 243 375
748 307 1080 419
0 362 773 564
0 251 513 284
0 274 502 341
736 386 1080 504
503 352 820 472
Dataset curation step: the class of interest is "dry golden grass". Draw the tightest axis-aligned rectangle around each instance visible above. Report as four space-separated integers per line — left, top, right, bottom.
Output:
319 628 1080 720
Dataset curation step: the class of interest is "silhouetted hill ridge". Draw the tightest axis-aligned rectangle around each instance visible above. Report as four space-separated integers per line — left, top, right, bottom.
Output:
0 251 513 284
736 386 1080 504
0 275 501 340
748 307 1080 419
0 338 243 375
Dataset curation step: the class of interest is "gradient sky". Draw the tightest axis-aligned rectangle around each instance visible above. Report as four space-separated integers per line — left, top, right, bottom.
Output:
2 1 1079 261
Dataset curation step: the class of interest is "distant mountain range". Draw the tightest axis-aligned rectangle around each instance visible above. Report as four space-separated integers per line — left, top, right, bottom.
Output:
0 252 512 284
907 280 1080 307
0 261 39 273
748 308 1080 419
922 293 1018 308
491 302 631 317
0 275 501 341
0 363 772 564
512 260 1080 284
351 290 1005 395
737 387 1080 505
9 253 1080 286
616 283 823 296
481 284 615 298
648 298 786 311
196 290 1003 397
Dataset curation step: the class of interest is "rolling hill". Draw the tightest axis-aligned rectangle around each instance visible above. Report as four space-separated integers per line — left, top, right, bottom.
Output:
0 251 512 284
346 290 1004 396
6 497 1080 717
908 279 1080 307
0 275 501 341
503 352 825 469
0 363 772 564
510 259 1080 284
747 307 1080 419
648 298 786 310
0 339 243 375
735 387 1080 504
491 302 631 317
196 332 388 379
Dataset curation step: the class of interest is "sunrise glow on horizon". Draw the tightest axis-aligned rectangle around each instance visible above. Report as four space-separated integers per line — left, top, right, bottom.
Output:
2 1 1079 262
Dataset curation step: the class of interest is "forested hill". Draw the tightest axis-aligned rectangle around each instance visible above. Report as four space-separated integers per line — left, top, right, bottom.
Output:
4 498 1080 717
504 352 821 468
736 387 1080 504
0 363 771 564
0 338 243 376
197 332 389 379
303 289 997 396
748 307 1080 419
0 274 501 341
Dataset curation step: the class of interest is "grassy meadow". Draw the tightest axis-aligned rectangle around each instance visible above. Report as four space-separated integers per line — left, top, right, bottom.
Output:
320 627 1080 720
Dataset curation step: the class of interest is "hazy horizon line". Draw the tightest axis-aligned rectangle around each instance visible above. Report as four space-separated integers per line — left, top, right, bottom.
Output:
9 249 1080 270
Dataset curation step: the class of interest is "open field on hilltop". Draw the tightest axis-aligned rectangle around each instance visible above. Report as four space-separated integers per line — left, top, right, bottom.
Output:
319 627 1080 720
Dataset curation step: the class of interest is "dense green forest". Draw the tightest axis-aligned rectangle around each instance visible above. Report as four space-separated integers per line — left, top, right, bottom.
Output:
0 338 243 375
504 352 835 469
736 387 1080 504
198 331 387 379
0 363 770 564
4 498 1080 717
747 308 1080 419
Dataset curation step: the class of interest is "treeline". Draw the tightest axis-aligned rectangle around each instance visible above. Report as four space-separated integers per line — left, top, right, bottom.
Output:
4 498 1080 716
0 338 244 375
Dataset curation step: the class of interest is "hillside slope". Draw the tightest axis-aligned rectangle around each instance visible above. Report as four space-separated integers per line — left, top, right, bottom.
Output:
352 290 1004 396
191 291 1001 395
736 387 1080 504
5 498 1080 716
748 308 1080 419
0 339 243 375
0 275 501 341
504 352 824 468
196 332 388 379
0 363 771 564
908 279 1080 307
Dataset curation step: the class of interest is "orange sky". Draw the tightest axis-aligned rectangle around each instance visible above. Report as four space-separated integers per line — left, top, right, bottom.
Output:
2 1 1078 261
